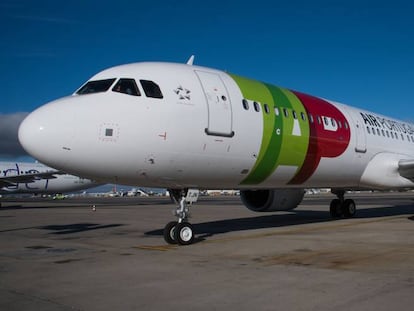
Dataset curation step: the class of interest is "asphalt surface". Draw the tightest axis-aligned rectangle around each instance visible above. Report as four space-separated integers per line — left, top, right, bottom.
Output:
1 193 414 310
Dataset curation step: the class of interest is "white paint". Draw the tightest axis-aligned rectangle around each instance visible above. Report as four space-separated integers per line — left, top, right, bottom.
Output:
292 119 301 136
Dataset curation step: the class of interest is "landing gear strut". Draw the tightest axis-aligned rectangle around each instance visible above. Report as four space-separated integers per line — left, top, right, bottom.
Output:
163 189 199 245
330 189 356 218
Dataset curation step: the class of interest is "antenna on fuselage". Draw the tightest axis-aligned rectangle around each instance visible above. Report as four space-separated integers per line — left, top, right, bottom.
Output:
186 55 195 65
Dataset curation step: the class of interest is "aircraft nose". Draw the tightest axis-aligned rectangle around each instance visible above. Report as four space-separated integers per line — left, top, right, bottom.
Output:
18 100 76 167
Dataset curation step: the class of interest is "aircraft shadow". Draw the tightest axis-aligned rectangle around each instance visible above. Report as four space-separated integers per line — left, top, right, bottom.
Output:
0 223 124 234
145 204 414 241
0 204 65 210
40 223 124 235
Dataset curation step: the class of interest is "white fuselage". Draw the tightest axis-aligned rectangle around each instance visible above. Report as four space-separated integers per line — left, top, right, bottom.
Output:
18 62 414 190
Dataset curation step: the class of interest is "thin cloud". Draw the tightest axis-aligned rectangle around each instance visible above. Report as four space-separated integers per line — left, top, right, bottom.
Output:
13 14 82 25
0 1 23 10
16 51 57 59
0 112 29 159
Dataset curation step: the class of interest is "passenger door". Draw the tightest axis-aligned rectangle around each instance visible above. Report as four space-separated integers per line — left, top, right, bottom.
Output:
195 71 234 137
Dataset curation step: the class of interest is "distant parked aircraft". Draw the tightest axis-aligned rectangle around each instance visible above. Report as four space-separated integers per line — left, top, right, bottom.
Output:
0 161 99 206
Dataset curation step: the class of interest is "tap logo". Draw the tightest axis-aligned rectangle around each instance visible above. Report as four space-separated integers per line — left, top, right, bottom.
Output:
230 73 351 186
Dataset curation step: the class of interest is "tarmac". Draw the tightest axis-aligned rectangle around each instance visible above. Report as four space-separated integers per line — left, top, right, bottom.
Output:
0 192 413 311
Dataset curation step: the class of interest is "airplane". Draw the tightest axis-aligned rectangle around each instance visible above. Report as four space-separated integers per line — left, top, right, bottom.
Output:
17 57 414 245
0 161 100 206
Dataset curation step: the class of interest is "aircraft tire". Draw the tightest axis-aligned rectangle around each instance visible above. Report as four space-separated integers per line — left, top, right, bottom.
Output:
342 199 356 218
329 199 342 218
164 221 178 244
174 222 194 245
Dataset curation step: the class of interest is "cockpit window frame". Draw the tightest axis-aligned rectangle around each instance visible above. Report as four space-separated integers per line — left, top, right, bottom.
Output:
76 78 116 95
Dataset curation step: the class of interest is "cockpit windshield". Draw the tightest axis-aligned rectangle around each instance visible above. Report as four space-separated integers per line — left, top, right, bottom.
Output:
112 78 140 96
76 78 116 95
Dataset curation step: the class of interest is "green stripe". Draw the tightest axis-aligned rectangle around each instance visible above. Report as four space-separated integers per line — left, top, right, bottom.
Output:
230 74 309 185
229 74 276 184
273 87 309 170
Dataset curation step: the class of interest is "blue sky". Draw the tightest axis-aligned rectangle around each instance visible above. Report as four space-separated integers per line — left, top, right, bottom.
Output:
1 0 413 160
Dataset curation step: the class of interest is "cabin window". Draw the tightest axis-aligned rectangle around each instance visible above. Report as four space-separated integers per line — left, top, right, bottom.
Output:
367 127 370 134
283 108 289 118
253 101 260 112
76 78 116 95
317 116 322 124
140 80 163 98
264 103 270 114
308 114 314 123
112 78 140 96
242 99 249 110
274 107 280 116
382 129 385 136
401 134 404 140
300 112 306 121
407 135 411 142
292 110 298 119
331 118 336 127
377 129 380 136
344 122 349 129
386 131 390 138
372 127 376 135
323 117 329 126
390 132 394 139
338 120 342 128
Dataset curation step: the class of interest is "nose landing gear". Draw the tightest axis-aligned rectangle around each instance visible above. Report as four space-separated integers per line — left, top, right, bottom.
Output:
163 189 199 245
